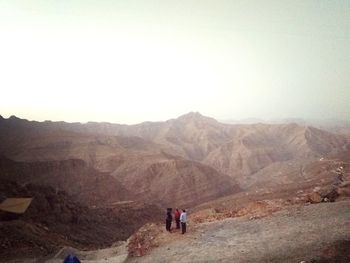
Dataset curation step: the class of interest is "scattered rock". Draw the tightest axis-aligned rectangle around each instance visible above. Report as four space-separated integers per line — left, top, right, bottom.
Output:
308 192 322 203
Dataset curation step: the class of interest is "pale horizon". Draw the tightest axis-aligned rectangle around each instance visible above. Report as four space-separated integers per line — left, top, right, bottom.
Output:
1 1 349 124
2 111 350 127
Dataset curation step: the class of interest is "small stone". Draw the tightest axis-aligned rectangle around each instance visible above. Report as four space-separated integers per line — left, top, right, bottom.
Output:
308 192 322 203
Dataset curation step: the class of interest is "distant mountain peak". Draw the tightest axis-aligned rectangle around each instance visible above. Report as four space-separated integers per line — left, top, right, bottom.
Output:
9 115 21 121
176 112 217 123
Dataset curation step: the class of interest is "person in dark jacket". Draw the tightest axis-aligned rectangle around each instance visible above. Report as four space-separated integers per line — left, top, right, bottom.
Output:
174 208 181 229
165 208 172 232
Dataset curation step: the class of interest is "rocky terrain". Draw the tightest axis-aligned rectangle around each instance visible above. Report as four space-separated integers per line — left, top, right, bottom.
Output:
40 199 350 263
0 157 130 207
0 180 162 261
0 112 349 262
129 200 350 263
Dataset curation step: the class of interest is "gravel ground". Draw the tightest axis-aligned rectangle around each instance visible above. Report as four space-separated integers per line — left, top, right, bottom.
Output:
13 201 350 263
130 200 350 263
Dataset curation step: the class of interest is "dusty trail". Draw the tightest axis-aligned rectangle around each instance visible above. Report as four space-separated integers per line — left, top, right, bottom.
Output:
130 201 350 263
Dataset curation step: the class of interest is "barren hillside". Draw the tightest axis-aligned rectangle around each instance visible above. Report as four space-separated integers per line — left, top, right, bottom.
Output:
0 113 349 262
204 123 348 179
112 158 239 207
0 157 130 206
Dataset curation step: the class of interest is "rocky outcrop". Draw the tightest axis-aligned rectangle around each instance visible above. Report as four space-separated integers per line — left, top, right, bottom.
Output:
0 180 162 261
0 157 130 207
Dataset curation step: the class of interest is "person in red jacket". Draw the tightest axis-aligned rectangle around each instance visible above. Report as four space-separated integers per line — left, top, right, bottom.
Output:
174 208 181 229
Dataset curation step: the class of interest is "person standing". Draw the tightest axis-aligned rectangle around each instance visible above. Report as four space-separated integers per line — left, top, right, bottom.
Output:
165 208 172 232
180 209 187 234
174 208 181 229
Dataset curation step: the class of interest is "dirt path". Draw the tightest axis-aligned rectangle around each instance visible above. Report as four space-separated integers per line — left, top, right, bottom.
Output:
130 201 350 263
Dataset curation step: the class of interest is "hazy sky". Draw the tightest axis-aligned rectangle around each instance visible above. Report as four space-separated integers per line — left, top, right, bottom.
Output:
0 1 349 124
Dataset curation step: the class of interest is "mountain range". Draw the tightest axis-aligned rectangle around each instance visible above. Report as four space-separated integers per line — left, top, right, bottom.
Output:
1 112 349 261
1 112 349 205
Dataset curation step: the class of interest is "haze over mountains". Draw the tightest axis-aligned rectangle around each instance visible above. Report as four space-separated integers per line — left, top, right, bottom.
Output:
1 112 350 261
1 113 243 207
1 112 348 200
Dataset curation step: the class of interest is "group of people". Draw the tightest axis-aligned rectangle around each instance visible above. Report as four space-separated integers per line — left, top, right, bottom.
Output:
166 208 187 234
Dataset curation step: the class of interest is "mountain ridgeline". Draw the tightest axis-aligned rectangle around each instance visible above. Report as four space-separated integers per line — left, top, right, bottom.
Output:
0 112 349 207
1 112 350 260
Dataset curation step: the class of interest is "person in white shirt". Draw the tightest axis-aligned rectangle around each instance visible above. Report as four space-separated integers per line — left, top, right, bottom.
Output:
180 209 187 234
